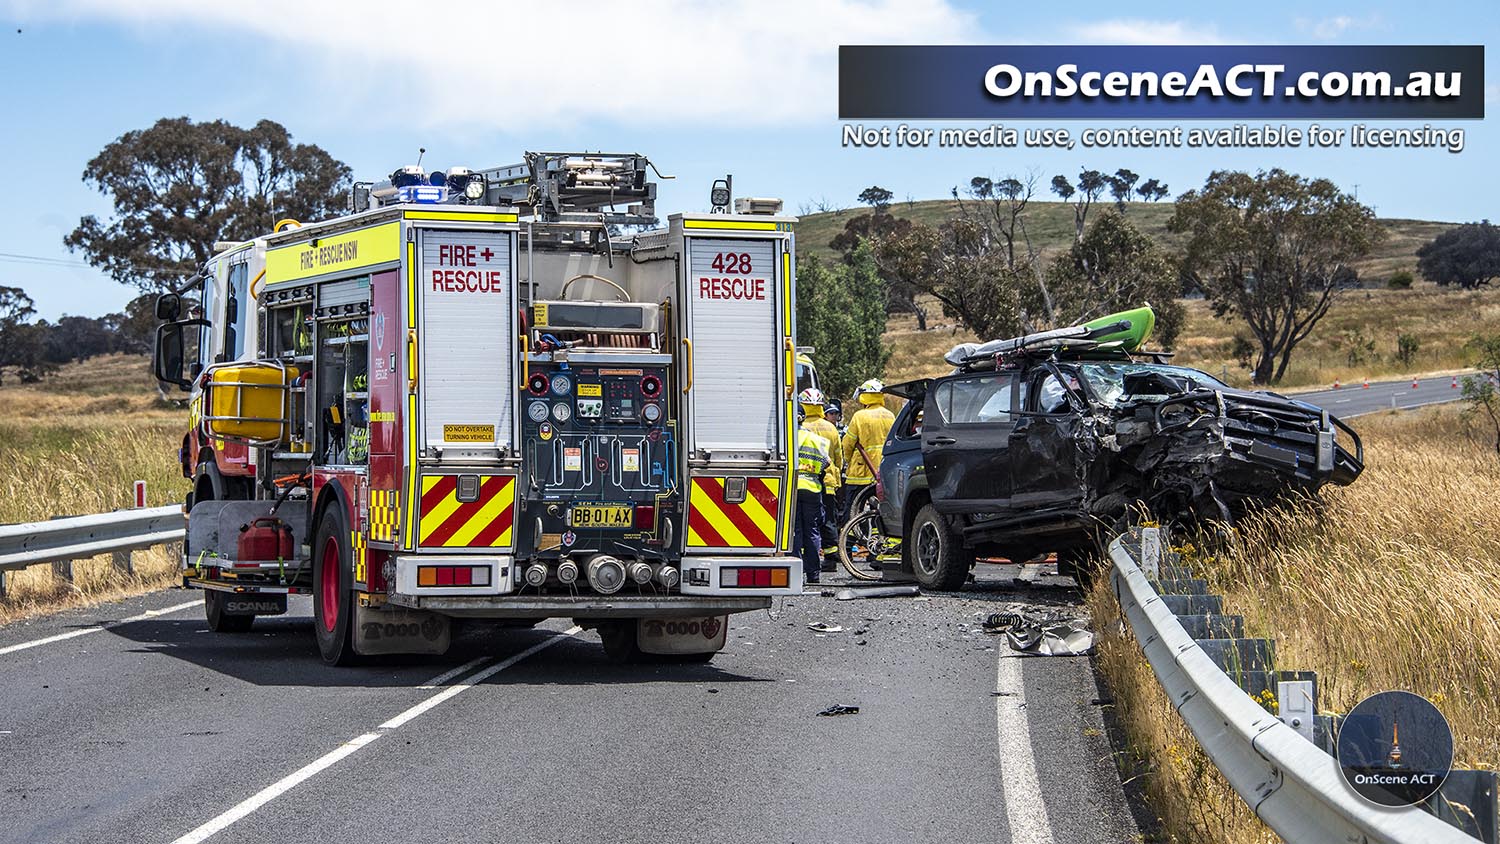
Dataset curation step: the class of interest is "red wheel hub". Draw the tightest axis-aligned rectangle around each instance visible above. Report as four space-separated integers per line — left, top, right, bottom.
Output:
320 535 341 633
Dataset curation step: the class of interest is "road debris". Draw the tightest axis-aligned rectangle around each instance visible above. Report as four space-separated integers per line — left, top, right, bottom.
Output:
983 608 1095 656
807 622 843 633
833 585 921 601
817 705 860 716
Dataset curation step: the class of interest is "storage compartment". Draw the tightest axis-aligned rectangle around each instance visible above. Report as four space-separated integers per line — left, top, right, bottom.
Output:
205 363 298 443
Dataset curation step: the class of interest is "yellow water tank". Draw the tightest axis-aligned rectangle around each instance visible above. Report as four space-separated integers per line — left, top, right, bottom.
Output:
206 364 298 442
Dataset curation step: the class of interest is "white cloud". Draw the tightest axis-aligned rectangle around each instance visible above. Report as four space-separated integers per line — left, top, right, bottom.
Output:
4 0 979 128
1063 19 1228 45
1294 14 1383 39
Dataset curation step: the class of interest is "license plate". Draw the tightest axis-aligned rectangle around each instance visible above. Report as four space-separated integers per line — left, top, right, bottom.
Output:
570 505 632 528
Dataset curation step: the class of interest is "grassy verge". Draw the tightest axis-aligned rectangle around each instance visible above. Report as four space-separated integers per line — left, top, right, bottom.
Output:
0 354 188 624
1088 404 1500 842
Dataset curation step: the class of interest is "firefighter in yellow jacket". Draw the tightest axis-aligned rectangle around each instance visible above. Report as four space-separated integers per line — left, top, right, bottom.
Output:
794 423 832 585
842 378 894 516
798 388 841 570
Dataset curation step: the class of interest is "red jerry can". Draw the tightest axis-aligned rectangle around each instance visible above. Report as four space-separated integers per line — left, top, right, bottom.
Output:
238 517 294 563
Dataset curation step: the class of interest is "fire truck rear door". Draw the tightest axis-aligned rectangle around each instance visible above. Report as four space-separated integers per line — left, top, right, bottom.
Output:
416 227 517 458
683 235 788 460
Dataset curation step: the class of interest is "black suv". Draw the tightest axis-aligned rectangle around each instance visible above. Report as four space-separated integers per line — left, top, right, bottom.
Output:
873 350 1364 589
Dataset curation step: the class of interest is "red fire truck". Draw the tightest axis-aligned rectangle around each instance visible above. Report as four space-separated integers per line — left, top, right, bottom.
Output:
153 153 803 665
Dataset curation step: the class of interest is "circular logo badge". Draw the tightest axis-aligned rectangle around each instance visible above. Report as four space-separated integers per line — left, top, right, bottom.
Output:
1336 690 1453 806
538 423 554 441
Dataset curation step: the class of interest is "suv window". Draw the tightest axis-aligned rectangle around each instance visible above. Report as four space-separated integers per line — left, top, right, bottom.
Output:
934 374 1014 424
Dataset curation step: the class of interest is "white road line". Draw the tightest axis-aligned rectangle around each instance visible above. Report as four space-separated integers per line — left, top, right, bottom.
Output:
0 600 199 658
417 656 490 690
169 731 382 844
996 654 1054 844
168 626 582 844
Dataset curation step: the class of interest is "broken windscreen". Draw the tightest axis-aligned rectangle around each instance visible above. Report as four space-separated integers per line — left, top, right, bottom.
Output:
1074 362 1229 407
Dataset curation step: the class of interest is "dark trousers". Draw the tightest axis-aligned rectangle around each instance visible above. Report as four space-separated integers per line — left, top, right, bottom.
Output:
795 489 823 581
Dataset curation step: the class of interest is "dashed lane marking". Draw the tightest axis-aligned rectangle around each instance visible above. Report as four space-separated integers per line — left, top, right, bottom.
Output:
167 627 582 844
0 600 199 658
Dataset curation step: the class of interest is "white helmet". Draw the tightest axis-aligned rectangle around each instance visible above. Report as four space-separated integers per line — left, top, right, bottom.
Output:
854 378 884 398
797 387 826 406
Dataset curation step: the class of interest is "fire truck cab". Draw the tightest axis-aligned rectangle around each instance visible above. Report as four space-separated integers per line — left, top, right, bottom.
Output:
154 152 803 665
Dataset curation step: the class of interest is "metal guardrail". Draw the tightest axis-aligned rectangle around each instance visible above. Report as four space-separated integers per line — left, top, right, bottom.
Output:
1108 532 1475 844
0 506 185 591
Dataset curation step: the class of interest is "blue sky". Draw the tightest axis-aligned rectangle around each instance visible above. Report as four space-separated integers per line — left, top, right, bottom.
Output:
0 0 1494 320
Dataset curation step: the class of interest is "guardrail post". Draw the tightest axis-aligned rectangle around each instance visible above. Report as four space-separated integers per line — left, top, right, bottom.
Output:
1278 678 1316 742
52 559 74 583
0 569 6 599
1140 526 1161 577
112 550 134 577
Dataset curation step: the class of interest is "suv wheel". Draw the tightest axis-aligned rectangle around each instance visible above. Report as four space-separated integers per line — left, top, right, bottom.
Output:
909 505 972 591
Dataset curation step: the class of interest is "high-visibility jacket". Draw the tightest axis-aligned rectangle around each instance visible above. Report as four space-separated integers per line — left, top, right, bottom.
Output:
842 404 894 486
801 415 841 491
796 427 832 494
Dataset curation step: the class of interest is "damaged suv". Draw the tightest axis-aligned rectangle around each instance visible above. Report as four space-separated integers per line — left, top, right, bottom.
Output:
869 311 1364 589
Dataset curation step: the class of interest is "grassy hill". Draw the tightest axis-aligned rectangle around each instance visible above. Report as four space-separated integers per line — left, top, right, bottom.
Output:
796 198 1457 283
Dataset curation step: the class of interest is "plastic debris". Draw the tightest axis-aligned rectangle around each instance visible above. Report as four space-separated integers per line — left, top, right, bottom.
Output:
817 704 860 716
807 621 843 633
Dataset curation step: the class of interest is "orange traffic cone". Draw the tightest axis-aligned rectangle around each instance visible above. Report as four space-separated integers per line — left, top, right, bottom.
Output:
1363 378 1369 389
1452 375 1459 389
1412 377 1419 389
1333 378 1341 389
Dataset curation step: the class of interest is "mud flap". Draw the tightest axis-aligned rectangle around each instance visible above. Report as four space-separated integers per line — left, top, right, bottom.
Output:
352 603 451 656
637 615 729 655
219 594 288 616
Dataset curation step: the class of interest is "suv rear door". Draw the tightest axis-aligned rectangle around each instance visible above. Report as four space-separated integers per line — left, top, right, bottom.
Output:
922 372 1018 513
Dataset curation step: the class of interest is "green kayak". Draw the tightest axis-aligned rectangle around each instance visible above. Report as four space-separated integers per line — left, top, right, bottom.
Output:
1081 306 1155 351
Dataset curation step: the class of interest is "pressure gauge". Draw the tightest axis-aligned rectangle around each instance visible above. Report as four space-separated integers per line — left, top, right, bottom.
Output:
550 374 572 396
551 402 572 423
642 402 662 423
527 401 549 423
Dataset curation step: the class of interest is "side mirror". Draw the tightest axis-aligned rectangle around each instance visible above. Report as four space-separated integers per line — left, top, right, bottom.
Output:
155 292 182 321
154 319 209 391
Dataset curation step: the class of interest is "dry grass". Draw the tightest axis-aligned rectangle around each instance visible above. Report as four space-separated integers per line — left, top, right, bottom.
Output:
1175 285 1500 390
1088 404 1500 842
0 354 188 623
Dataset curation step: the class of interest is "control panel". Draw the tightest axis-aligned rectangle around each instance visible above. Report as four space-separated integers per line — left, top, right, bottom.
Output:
518 359 679 559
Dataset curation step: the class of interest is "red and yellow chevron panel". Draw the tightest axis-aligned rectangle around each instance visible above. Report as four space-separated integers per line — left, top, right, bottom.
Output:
687 476 781 548
418 475 516 548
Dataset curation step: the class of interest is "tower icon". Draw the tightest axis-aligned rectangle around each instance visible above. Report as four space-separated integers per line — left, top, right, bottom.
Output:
1386 717 1403 770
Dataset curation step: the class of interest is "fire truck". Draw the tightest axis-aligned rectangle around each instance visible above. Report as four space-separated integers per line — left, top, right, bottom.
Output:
152 152 803 665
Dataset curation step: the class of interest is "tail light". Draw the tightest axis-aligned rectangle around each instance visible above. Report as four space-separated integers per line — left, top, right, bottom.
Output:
718 567 790 588
633 505 655 530
416 565 492 587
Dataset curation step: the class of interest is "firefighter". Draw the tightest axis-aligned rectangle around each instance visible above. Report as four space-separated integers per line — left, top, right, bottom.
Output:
794 423 832 585
798 388 841 571
826 398 845 435
841 378 894 518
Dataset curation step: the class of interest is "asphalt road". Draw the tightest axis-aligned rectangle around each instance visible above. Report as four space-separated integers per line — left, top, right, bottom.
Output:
1287 373 1474 418
0 567 1144 844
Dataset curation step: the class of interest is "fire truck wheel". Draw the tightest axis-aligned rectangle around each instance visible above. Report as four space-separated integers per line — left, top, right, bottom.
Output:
598 621 645 663
204 590 254 633
312 505 359 666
